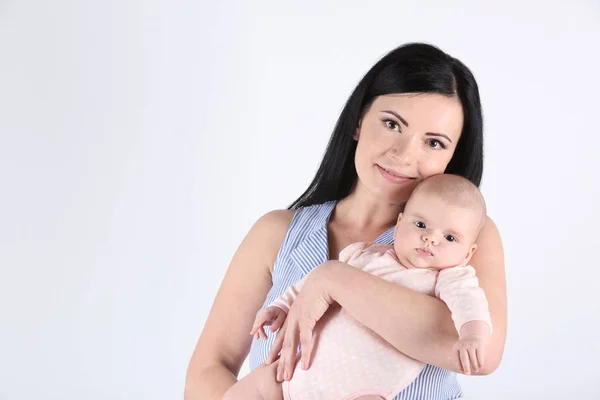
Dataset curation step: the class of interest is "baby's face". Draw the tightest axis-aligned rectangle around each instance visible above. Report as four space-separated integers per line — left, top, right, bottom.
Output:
393 192 481 270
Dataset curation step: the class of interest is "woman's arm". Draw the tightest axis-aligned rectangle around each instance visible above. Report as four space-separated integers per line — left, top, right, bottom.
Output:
184 210 294 400
329 216 506 375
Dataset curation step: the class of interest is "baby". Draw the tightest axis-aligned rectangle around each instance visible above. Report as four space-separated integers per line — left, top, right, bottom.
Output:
225 174 492 400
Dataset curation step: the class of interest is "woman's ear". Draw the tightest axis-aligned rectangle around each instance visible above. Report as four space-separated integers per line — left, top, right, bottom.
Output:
353 118 363 141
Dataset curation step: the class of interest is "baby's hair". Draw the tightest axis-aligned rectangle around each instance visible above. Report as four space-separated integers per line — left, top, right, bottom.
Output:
410 174 487 233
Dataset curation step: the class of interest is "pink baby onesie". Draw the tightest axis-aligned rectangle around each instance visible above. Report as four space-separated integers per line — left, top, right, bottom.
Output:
270 242 492 400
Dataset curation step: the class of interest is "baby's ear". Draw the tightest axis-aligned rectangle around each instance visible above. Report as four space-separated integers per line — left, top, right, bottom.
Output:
393 213 403 236
461 244 478 266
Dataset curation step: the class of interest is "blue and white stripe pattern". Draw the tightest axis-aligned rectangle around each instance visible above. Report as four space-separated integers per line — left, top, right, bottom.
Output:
249 201 463 399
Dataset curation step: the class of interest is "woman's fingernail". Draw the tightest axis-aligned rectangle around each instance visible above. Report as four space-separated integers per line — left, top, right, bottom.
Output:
302 362 307 370
284 371 289 380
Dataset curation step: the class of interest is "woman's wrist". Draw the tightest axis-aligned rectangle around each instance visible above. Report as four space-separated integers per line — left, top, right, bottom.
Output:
320 260 351 303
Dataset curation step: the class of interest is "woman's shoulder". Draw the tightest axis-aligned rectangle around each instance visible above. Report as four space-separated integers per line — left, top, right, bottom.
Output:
253 209 295 237
251 201 334 245
471 215 504 274
242 210 296 274
479 215 502 243
485 215 499 230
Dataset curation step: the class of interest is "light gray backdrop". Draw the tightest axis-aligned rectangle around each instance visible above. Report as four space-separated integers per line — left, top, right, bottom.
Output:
1 1 599 399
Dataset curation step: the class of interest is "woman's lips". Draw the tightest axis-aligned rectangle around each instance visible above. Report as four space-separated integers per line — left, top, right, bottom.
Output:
376 165 415 184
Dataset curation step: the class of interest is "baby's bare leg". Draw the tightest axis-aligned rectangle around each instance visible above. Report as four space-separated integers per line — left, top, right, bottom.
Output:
223 360 283 400
355 396 385 400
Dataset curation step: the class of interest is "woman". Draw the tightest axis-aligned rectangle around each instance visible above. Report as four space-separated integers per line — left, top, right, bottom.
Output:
185 42 507 400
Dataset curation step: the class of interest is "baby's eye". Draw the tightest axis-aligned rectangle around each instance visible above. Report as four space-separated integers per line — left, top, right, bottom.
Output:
384 120 400 132
415 221 426 229
444 235 456 242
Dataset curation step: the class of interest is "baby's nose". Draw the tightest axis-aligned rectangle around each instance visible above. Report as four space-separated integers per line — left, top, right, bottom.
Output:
422 234 438 245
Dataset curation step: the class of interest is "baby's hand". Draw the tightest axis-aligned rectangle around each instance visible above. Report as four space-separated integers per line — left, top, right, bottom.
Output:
250 306 287 340
454 320 491 375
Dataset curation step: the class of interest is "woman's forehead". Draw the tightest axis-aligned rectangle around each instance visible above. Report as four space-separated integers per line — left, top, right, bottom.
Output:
373 94 461 115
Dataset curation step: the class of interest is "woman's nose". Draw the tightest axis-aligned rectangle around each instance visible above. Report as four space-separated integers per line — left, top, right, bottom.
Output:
389 135 419 165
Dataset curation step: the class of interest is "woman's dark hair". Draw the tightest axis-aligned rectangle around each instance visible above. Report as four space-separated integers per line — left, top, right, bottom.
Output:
289 42 484 210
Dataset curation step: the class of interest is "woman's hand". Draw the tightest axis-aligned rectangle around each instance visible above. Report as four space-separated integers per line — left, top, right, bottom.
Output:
265 261 338 382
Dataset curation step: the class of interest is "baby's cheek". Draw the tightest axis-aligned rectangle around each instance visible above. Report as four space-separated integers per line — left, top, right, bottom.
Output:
448 248 468 265
397 241 413 258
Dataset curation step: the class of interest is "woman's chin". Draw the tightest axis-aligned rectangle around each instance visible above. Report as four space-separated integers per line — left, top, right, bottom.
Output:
378 191 412 205
377 183 419 204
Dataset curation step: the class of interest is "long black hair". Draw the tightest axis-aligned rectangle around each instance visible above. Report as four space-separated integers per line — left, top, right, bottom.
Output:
289 42 484 210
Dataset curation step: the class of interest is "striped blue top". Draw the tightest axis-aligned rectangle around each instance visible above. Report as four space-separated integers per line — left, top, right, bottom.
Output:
249 201 463 399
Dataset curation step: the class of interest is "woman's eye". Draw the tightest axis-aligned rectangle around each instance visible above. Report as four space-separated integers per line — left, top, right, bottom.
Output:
384 120 400 131
444 235 456 242
415 221 426 229
427 139 446 149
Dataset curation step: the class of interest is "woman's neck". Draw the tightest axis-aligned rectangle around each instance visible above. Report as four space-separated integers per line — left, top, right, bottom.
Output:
332 185 405 232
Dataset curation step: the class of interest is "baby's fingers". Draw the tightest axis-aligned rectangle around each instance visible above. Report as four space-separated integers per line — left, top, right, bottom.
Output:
270 311 286 332
476 347 485 370
258 326 268 340
250 316 267 336
459 348 471 375
249 322 260 336
468 347 479 373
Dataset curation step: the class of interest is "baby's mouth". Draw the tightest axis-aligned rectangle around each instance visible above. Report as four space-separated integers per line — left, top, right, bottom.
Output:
416 248 434 257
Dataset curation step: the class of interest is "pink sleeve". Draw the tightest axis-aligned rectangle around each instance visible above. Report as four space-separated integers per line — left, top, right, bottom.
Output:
339 242 395 271
338 242 370 263
268 275 308 314
270 242 372 313
434 266 493 334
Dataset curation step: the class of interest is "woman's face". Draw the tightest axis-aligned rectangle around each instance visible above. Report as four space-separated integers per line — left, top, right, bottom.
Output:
353 93 464 204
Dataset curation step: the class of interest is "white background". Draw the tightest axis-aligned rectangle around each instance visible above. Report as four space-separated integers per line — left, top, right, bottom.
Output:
1 1 599 399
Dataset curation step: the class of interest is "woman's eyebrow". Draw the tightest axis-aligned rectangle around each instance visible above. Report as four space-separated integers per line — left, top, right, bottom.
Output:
426 132 452 143
382 110 409 127
382 110 452 143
